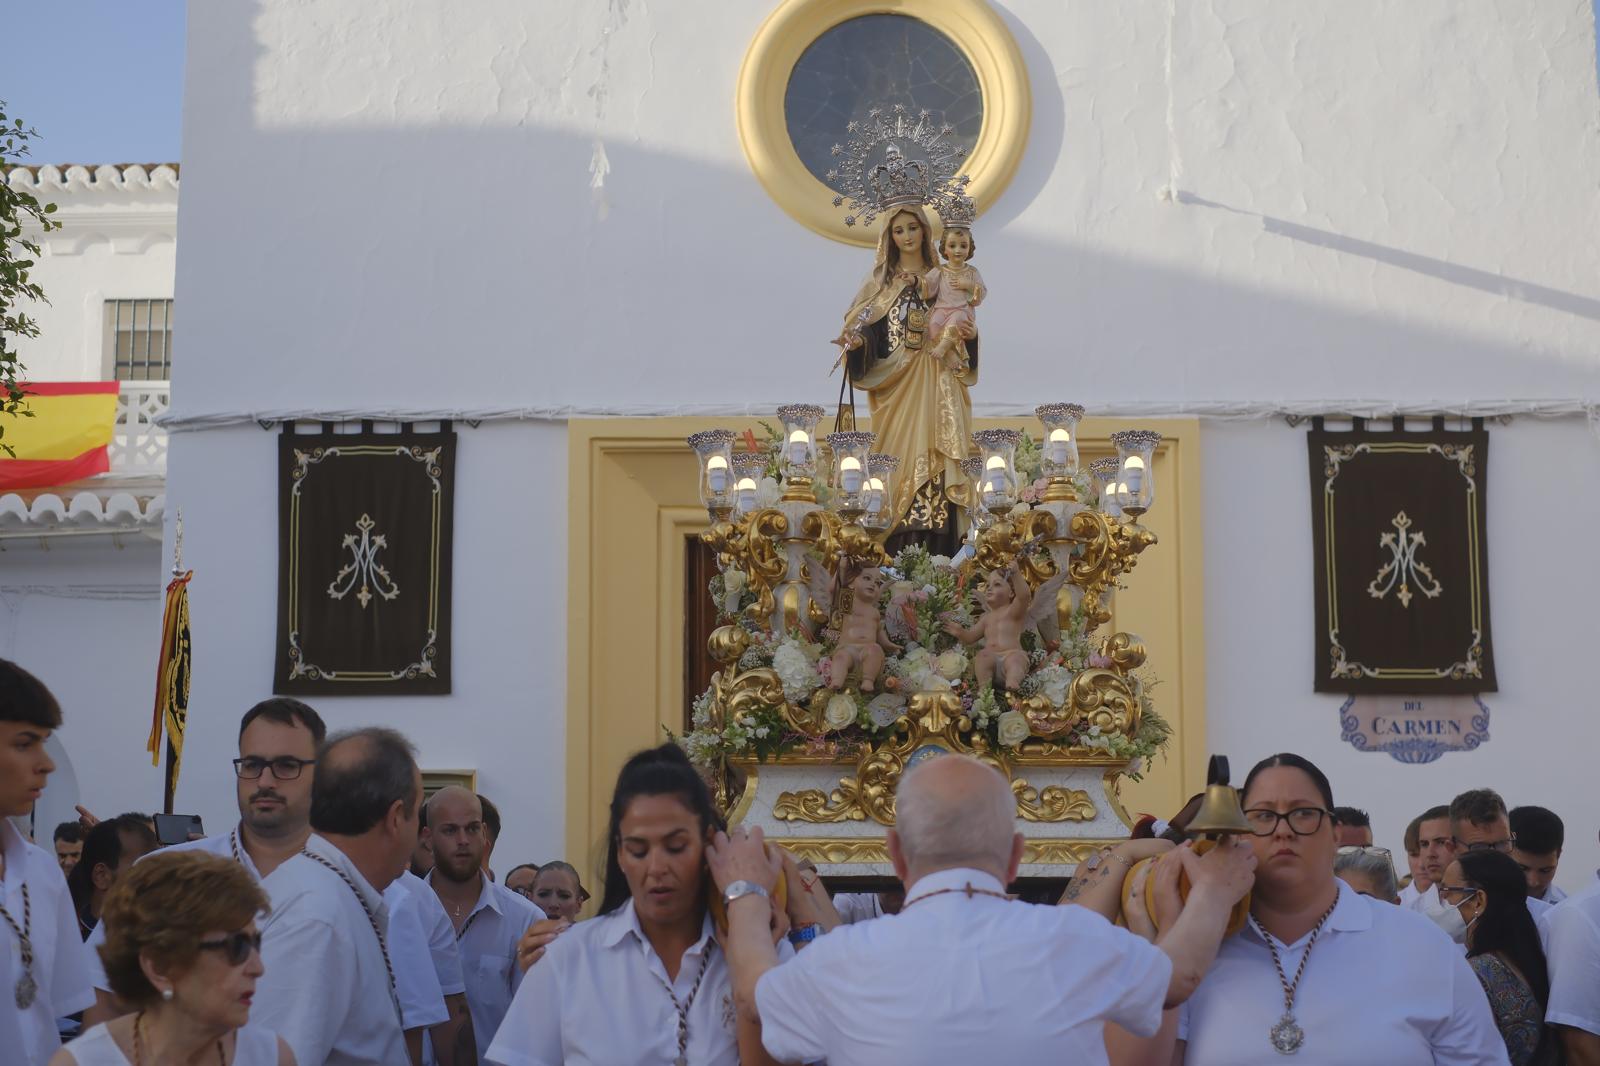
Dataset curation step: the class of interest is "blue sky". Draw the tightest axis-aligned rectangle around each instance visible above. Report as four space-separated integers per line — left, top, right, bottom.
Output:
0 1 1595 167
4 1 186 165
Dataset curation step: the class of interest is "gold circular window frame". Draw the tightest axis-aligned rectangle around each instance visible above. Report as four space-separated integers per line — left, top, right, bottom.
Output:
737 0 1032 248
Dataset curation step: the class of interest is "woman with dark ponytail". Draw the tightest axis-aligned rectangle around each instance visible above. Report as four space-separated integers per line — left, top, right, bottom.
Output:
487 743 787 1065
1441 849 1558 1064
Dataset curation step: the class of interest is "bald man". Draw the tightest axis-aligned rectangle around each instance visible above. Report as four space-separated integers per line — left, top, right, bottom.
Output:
424 786 540 1061
708 754 1255 1066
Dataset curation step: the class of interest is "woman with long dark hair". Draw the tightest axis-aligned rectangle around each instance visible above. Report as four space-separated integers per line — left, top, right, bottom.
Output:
1442 850 1558 1064
1172 753 1507 1065
487 743 789 1065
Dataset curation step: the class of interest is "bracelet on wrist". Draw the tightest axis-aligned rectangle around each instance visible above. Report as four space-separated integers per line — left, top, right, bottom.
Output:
787 922 821 945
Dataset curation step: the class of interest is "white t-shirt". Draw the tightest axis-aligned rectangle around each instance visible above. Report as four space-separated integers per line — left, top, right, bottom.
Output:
1180 880 1508 1065
755 867 1170 1066
425 872 539 1056
253 834 407 1066
59 1021 280 1065
487 900 791 1066
85 827 261 992
1541 880 1600 1036
0 820 93 1066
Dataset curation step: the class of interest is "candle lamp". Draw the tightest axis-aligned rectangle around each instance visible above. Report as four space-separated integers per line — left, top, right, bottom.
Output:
864 453 899 533
826 431 876 522
1110 430 1161 521
972 428 1022 516
731 451 768 517
776 404 826 500
687 429 737 520
1035 403 1085 502
1088 457 1123 519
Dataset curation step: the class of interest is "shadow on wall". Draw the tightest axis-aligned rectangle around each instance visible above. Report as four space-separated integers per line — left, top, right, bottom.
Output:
171 1 1600 418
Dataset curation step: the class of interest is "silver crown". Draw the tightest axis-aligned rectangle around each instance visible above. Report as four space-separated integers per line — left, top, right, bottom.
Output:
827 104 972 228
931 183 976 231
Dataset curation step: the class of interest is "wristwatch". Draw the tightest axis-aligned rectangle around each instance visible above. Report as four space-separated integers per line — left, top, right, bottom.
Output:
722 880 770 905
787 922 821 945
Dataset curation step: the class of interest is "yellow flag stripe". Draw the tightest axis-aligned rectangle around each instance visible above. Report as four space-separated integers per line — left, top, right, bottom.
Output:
2 392 118 461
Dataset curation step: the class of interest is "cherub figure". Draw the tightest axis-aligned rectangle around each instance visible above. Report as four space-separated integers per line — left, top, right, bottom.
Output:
827 563 901 692
943 566 1030 691
924 223 985 372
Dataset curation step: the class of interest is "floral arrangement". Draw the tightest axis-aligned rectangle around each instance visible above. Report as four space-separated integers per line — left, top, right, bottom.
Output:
684 536 1170 777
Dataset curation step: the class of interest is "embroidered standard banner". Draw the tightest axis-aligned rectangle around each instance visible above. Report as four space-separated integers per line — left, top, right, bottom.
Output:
275 424 454 695
1308 419 1496 694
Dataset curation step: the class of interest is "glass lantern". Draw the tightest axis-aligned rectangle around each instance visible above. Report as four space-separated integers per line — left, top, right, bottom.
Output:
825 431 875 520
1088 456 1123 519
1035 403 1084 479
1109 429 1161 520
972 428 1022 515
776 404 826 486
686 429 737 519
864 453 899 532
731 451 769 517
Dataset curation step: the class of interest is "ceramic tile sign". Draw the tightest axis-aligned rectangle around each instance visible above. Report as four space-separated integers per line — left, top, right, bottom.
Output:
1339 694 1490 764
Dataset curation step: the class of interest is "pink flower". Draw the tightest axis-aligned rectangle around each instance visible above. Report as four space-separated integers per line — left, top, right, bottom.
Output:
1089 652 1111 669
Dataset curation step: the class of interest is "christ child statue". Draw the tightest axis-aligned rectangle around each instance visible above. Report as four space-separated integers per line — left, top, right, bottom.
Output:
924 224 986 371
943 566 1030 691
827 563 901 693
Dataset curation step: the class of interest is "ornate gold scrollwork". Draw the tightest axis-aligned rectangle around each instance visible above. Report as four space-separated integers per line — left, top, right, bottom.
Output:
724 668 787 726
970 510 1058 587
774 785 868 823
1070 669 1142 736
707 625 750 666
1018 692 1078 738
1067 509 1157 632
742 508 789 624
1103 631 1147 673
1012 778 1097 822
777 837 1127 867
844 742 908 825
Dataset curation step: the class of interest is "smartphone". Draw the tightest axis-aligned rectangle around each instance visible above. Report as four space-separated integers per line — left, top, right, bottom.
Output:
154 813 204 846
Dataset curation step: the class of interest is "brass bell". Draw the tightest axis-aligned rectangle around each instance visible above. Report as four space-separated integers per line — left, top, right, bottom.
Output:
1184 755 1254 838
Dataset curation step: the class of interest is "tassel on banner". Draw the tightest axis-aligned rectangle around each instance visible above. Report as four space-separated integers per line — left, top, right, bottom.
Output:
147 511 193 813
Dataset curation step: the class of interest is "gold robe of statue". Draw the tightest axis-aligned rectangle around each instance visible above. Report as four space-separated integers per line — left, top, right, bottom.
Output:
840 205 977 534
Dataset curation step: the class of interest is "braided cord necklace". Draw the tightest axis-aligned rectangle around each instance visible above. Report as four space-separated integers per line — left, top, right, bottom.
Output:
651 940 714 1066
901 881 1012 910
132 1010 226 1066
1250 896 1340 1056
299 848 402 1024
0 884 36 1008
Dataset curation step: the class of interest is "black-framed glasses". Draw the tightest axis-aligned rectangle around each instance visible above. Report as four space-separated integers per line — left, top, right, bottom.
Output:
1242 807 1332 837
233 756 316 781
1453 837 1514 854
198 930 263 967
1437 883 1482 905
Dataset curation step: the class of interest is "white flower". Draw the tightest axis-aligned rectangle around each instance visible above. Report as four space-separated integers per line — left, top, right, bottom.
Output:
756 476 782 508
935 649 967 680
867 693 906 727
1034 665 1074 707
929 555 953 569
823 693 858 730
772 642 821 702
909 671 951 693
997 709 1031 748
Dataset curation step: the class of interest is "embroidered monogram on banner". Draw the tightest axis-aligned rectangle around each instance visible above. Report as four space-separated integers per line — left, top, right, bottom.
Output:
274 423 455 695
1308 418 1495 694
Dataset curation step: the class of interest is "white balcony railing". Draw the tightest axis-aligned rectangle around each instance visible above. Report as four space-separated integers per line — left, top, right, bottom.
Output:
109 381 169 476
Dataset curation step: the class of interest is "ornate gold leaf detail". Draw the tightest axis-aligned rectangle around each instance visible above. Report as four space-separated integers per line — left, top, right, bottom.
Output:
773 785 867 823
1012 779 1097 822
1070 670 1142 736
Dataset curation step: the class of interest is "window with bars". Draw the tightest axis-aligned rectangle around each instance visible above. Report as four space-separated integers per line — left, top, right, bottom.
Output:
103 299 174 380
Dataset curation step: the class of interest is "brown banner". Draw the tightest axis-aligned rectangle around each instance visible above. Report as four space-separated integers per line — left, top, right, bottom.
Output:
275 424 454 695
1308 419 1495 694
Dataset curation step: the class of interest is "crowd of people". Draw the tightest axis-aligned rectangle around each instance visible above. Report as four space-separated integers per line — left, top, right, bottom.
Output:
1 654 1597 1065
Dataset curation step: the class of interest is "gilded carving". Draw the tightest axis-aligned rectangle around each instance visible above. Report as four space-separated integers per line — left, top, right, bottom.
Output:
1012 779 1096 823
742 508 789 624
1071 669 1142 736
773 786 868 823
778 836 1126 867
707 625 750 666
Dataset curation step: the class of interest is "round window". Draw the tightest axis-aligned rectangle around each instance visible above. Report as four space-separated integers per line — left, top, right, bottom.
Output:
783 15 983 187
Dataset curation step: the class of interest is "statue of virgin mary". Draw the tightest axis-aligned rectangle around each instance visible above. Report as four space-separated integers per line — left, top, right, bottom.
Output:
836 203 977 551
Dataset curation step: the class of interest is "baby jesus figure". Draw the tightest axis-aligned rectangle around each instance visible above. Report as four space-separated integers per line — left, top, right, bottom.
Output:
924 224 985 372
827 563 901 693
943 567 1031 691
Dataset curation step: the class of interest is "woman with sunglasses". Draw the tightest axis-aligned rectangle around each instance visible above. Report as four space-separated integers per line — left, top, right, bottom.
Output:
1173 753 1507 1065
1334 845 1401 904
1439 850 1558 1065
52 850 291 1065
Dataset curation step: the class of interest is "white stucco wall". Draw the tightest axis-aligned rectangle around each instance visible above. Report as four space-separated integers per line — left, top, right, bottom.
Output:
157 1 1600 885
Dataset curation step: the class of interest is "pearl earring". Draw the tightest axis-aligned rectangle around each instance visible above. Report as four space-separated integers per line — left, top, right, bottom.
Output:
161 988 174 1002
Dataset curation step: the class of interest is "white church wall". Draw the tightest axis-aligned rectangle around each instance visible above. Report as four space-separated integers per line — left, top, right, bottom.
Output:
162 0 1600 885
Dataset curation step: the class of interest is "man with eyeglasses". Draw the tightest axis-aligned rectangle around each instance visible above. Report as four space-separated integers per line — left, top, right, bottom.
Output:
1450 788 1552 920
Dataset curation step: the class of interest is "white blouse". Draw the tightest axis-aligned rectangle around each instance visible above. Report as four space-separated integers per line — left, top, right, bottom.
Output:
60 1023 279 1066
1180 880 1509 1065
487 900 789 1066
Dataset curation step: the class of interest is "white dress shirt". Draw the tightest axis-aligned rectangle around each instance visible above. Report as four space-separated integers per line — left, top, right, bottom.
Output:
386 876 449 1030
1398 880 1425 907
1540 880 1600 1036
398 870 466 996
755 867 1171 1066
426 872 539 1061
0 819 93 1066
488 899 787 1066
85 826 261 992
830 892 884 925
254 833 407 1066
1543 883 1568 905
1180 880 1508 1065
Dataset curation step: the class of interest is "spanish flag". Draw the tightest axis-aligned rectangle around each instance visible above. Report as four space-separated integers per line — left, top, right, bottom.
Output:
148 570 193 810
0 381 119 491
